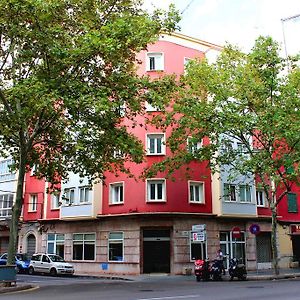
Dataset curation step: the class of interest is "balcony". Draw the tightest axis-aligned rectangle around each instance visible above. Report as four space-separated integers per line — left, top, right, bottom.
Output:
60 203 96 220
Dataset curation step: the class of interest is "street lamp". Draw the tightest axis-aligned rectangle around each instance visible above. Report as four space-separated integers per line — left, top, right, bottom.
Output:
281 13 300 70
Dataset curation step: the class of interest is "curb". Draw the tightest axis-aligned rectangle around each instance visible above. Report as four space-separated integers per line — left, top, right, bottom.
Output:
0 284 36 294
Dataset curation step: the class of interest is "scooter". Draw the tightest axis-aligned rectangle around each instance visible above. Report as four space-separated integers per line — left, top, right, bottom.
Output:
194 259 211 282
228 258 247 281
210 259 223 281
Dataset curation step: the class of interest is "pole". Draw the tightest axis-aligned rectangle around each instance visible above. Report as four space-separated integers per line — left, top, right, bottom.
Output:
281 13 300 71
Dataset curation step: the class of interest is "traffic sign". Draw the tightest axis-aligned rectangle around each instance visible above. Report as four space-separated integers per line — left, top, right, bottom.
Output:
192 231 206 242
232 226 241 239
249 223 260 235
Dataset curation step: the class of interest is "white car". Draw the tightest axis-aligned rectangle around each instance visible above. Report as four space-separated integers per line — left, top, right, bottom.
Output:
28 253 74 276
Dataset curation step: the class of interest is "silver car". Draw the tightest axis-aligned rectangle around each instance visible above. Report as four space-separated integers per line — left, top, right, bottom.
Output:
28 253 74 276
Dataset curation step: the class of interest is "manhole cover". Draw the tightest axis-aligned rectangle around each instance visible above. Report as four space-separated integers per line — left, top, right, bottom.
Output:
247 286 264 289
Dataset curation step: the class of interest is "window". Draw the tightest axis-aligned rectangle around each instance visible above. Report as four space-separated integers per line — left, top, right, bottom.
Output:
108 232 124 262
79 186 92 203
147 134 165 155
256 190 266 207
145 101 160 112
0 194 13 217
30 164 37 176
147 179 166 202
29 194 37 212
73 233 95 260
237 143 248 154
113 149 125 159
146 52 164 71
64 188 75 205
184 57 192 73
110 182 124 204
47 234 65 258
51 192 60 209
189 181 204 204
288 193 298 213
223 184 237 202
187 137 202 154
190 232 207 261
239 185 252 202
0 159 14 181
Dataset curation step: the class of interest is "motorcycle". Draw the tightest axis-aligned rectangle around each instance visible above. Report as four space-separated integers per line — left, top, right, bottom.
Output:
194 259 211 282
210 259 223 281
228 258 247 281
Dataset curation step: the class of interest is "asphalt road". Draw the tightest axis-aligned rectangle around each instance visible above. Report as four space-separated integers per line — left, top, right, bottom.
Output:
3 274 300 300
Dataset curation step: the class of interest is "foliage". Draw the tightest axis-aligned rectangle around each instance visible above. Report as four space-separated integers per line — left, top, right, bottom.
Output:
0 0 180 264
148 36 300 274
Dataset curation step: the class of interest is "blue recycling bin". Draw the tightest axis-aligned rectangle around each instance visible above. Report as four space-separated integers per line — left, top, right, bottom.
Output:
0 265 16 281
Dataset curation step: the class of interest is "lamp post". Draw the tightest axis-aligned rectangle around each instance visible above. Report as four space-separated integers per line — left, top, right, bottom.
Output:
281 13 300 70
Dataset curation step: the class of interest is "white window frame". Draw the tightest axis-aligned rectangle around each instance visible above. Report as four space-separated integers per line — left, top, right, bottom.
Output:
64 188 75 205
29 194 38 212
190 231 207 261
79 186 92 203
146 52 164 71
256 189 266 207
0 159 14 181
187 137 203 154
184 57 192 74
146 133 166 155
47 233 65 256
108 232 124 262
145 101 160 112
224 184 237 202
72 233 96 261
0 194 13 217
189 181 205 204
109 182 124 205
51 192 61 209
146 179 166 202
239 185 252 203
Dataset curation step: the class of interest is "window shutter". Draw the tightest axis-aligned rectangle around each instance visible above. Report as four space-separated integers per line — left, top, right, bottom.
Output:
288 193 298 213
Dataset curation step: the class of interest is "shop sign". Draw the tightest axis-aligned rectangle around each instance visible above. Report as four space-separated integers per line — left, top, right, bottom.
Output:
290 224 300 234
192 224 206 232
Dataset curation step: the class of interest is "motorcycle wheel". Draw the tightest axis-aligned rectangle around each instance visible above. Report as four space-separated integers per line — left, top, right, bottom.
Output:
230 276 234 281
240 274 247 281
196 275 201 282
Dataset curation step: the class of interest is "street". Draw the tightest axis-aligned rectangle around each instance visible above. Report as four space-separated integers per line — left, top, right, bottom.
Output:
2 274 300 300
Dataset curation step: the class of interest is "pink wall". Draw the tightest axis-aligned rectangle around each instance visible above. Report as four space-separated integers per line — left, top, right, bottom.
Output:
136 40 204 77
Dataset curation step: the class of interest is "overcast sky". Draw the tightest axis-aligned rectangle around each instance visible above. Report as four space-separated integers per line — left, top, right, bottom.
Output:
143 0 300 56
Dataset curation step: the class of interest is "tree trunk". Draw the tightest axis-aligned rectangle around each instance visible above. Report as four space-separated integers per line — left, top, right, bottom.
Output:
7 154 26 265
270 203 279 276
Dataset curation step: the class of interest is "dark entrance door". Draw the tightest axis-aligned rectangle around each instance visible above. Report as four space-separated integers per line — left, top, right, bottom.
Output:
292 235 300 262
143 229 170 273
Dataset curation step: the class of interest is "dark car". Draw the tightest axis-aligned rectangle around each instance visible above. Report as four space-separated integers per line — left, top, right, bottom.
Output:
0 253 30 273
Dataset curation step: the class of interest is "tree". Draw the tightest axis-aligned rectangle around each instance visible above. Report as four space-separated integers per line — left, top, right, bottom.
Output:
148 36 300 275
0 0 180 268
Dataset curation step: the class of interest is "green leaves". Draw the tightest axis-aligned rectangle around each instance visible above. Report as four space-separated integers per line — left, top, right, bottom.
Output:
0 0 179 182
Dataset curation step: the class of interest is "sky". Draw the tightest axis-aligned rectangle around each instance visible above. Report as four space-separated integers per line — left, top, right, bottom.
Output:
143 0 300 56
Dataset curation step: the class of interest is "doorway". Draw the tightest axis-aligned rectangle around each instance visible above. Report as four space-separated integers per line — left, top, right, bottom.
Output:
26 234 36 257
256 232 272 269
143 229 170 273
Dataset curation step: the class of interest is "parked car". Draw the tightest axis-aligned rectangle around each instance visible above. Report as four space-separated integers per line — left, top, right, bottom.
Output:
0 253 30 273
28 253 74 276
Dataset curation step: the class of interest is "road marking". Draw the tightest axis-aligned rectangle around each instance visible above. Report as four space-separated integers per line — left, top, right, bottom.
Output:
137 295 199 300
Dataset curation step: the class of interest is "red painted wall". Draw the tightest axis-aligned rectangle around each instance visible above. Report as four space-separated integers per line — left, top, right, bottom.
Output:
23 173 45 221
102 40 212 215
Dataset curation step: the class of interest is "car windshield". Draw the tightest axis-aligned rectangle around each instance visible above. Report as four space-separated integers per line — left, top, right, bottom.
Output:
48 255 65 262
16 253 29 261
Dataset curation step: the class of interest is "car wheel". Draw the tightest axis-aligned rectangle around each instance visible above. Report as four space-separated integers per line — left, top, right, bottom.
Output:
50 268 57 276
28 267 35 275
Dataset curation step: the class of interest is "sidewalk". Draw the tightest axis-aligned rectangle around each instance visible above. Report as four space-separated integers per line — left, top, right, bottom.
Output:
1 268 300 294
